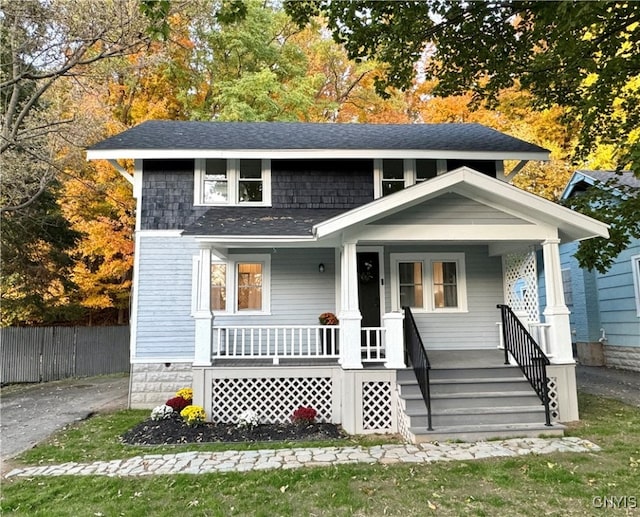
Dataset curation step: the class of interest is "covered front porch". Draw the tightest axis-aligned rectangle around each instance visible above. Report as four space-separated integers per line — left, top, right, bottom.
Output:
188 168 608 435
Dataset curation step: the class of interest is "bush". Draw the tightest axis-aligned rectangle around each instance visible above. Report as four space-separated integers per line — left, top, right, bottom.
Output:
150 404 175 421
166 396 190 413
291 406 317 425
237 409 260 429
181 405 206 426
175 387 193 402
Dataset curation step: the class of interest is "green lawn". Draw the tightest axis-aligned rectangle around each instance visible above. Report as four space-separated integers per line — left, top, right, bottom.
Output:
2 393 639 516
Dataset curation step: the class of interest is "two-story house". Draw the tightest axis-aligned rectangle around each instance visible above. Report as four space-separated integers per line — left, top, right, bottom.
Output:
87 121 609 442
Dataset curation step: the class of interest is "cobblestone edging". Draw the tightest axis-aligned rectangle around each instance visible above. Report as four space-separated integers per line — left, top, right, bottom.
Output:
5 437 600 478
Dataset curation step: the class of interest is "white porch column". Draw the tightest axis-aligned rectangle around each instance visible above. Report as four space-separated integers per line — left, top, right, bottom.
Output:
541 239 574 364
192 248 213 366
383 312 406 369
339 240 363 369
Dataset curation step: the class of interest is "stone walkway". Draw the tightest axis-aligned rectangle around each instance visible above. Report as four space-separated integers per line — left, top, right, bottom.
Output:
5 437 599 478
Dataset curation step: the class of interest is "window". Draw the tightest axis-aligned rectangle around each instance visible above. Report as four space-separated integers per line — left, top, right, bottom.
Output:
237 262 263 311
432 261 458 308
210 255 270 314
196 159 271 206
398 262 424 308
633 254 640 317
381 159 405 196
391 253 467 312
374 159 440 198
415 160 437 183
211 263 227 311
561 268 573 306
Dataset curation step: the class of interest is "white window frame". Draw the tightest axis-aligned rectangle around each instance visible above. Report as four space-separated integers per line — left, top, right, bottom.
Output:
632 254 640 317
211 254 271 315
373 159 445 198
390 252 468 313
195 158 271 206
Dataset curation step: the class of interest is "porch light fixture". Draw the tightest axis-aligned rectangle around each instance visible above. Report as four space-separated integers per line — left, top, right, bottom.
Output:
318 263 325 273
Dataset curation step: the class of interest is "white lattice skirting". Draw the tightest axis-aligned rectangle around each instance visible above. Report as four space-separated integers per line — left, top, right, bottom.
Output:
212 377 333 424
547 376 559 421
362 381 393 431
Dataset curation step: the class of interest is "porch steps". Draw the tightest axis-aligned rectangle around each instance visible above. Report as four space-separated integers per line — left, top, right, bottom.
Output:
396 366 565 443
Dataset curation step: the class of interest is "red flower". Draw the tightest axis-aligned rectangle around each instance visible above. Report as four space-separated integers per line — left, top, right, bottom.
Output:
166 396 190 412
291 406 317 424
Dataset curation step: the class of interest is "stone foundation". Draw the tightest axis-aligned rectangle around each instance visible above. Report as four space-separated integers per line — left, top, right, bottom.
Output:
129 362 194 408
605 346 640 372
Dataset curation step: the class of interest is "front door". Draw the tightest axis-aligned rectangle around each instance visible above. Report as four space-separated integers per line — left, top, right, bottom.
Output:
357 252 381 327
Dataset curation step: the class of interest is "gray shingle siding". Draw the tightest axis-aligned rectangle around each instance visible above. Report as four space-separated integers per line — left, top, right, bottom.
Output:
141 159 207 230
271 159 373 209
141 158 373 230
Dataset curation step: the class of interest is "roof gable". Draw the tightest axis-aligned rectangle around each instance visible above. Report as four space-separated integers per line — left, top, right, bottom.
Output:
371 192 532 226
87 121 550 161
314 167 609 243
562 170 640 199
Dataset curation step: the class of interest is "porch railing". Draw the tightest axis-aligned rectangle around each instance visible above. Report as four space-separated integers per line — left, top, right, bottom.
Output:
497 304 552 426
361 327 386 362
402 306 433 431
213 325 339 365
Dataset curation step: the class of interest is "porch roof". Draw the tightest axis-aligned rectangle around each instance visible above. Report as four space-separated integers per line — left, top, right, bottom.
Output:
183 207 345 237
86 121 550 161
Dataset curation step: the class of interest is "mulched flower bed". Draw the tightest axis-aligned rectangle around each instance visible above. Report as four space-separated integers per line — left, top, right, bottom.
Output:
121 416 345 445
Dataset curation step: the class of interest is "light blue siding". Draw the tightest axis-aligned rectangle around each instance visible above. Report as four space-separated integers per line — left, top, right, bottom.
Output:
373 193 531 225
597 240 640 347
385 245 504 349
213 248 336 327
134 239 337 360
558 237 640 348
135 235 200 359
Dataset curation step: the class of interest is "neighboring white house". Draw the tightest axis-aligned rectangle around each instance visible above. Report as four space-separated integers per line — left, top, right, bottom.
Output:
88 122 609 441
561 170 640 371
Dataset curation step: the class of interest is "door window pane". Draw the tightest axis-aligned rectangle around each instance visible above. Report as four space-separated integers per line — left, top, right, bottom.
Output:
204 159 228 203
211 263 227 311
433 261 458 308
237 263 262 310
399 262 423 308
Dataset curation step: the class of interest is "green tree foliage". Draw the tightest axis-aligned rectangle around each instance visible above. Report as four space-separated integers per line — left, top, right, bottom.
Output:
563 178 640 273
1 184 81 326
286 0 640 271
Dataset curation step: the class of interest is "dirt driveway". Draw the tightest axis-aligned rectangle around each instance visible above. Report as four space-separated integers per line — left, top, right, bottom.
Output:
0 374 128 470
575 364 640 407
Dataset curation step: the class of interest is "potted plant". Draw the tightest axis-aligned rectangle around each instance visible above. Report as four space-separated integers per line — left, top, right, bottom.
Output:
319 312 339 354
319 312 338 325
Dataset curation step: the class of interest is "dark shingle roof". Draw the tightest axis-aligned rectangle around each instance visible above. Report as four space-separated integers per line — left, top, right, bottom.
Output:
89 121 548 154
182 207 347 236
576 170 640 189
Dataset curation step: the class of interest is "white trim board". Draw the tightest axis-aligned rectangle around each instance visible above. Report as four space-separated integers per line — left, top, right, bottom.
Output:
87 148 550 161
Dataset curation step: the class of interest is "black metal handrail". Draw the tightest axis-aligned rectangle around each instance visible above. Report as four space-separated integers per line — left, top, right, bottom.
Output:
497 304 552 426
402 306 433 431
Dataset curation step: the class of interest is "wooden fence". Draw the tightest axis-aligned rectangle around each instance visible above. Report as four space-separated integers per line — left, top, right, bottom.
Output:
1 326 130 384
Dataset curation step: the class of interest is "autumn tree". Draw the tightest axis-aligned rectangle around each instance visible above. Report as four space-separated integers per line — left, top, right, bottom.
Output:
287 0 640 271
